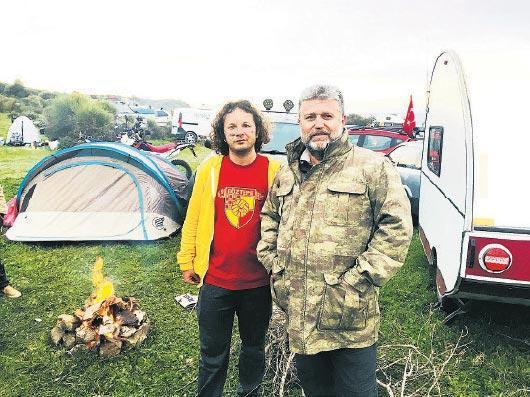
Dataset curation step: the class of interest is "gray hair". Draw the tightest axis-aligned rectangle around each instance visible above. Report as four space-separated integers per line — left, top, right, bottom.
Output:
299 84 344 114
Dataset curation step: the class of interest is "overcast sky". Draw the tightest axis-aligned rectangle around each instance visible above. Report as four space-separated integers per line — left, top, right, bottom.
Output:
1 0 529 116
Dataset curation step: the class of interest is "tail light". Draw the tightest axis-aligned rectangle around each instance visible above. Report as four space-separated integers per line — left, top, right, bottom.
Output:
478 244 512 273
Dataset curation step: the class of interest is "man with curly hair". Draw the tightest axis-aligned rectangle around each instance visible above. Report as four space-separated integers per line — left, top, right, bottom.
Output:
177 100 281 396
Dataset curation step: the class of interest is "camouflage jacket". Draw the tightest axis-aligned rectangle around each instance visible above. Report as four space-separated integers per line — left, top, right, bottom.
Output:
257 131 413 354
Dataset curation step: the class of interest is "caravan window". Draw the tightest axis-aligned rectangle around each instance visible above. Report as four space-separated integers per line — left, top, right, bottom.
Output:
427 126 443 176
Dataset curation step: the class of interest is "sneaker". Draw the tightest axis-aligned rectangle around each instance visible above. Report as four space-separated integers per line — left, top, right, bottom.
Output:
2 285 22 298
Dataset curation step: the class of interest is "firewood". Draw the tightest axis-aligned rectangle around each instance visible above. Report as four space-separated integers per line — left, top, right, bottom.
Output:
82 301 103 321
63 333 76 350
75 325 99 344
50 326 65 345
133 310 146 324
99 339 122 358
124 321 150 348
119 326 137 338
98 324 117 336
74 308 85 319
58 314 80 332
115 310 138 326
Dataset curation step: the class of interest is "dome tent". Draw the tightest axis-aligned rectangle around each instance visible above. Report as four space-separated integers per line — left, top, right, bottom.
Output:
6 142 190 241
6 116 41 145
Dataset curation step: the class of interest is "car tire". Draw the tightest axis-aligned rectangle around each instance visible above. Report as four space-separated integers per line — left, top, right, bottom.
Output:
184 132 198 144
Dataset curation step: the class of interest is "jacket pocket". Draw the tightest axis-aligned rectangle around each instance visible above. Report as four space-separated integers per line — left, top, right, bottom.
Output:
325 180 366 226
271 269 289 312
317 273 367 331
270 251 289 312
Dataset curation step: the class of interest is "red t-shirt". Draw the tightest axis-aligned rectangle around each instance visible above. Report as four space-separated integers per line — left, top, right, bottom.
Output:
204 154 270 290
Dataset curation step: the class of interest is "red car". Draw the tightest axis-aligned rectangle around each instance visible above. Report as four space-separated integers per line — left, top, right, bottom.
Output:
348 127 415 155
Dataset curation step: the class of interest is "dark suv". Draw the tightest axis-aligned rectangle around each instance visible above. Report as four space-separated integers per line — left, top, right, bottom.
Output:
260 120 300 163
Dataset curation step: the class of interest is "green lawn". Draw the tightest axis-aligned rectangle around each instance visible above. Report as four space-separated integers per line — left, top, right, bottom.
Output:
1 144 529 396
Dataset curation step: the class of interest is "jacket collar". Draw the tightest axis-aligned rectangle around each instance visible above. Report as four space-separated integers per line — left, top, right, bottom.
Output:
286 129 352 165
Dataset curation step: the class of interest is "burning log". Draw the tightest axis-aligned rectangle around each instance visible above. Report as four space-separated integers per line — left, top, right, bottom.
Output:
50 257 151 358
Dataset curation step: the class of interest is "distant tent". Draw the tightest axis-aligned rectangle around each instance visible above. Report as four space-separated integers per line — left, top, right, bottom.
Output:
6 116 41 146
6 142 190 241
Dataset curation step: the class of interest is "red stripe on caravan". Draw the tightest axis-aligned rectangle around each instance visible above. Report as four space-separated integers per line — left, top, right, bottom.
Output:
436 268 447 296
419 225 433 264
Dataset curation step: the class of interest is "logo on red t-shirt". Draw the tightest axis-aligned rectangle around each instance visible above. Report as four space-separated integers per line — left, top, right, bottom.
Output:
217 186 264 229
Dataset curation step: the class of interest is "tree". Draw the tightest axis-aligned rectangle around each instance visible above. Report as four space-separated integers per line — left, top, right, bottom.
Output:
0 94 16 113
346 113 375 127
44 93 115 144
5 79 30 98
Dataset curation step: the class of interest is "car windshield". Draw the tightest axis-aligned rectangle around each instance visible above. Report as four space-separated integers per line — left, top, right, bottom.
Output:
388 144 422 169
261 122 300 153
363 135 394 150
348 134 361 146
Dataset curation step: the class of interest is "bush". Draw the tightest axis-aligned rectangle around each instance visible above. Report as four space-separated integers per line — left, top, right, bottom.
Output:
44 93 115 142
57 135 79 149
21 95 45 113
39 91 57 100
0 94 16 113
146 119 171 139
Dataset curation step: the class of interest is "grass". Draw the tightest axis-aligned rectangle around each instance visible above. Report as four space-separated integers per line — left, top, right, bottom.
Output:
1 137 529 396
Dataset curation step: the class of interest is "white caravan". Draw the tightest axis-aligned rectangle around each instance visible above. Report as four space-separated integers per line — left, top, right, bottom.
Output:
419 50 530 315
171 107 213 142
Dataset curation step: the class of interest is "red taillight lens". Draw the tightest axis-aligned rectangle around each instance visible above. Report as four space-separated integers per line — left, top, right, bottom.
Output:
479 245 512 273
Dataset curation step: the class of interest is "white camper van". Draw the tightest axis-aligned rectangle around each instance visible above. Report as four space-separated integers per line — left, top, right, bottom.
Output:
419 50 530 317
171 107 213 143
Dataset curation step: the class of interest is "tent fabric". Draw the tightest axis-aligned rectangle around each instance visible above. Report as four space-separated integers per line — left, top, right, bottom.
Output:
6 142 190 241
6 116 41 145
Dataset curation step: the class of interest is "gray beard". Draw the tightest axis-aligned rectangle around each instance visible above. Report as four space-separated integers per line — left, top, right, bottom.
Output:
306 143 327 161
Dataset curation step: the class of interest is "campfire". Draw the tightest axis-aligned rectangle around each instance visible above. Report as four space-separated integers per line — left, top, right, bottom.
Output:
50 257 150 357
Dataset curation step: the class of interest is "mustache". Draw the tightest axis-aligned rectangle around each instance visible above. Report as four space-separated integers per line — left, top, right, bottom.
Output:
309 131 330 139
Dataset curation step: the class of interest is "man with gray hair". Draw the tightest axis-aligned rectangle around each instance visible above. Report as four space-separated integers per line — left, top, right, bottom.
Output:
258 84 412 396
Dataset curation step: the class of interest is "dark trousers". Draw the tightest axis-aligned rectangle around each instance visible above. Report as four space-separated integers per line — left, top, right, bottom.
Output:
295 344 378 397
0 261 9 289
197 283 272 397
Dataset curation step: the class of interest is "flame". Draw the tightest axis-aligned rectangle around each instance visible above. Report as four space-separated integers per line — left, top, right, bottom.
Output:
90 257 114 304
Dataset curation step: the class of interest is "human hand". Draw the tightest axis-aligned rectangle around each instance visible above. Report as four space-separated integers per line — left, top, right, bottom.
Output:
182 270 200 285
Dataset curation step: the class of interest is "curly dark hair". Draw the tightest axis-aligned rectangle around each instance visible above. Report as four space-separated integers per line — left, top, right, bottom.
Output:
210 100 271 155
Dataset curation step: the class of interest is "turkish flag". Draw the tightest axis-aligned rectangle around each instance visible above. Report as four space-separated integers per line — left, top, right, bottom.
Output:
403 95 416 138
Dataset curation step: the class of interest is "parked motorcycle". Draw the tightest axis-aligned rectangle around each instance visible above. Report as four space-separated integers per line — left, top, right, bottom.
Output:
120 121 196 179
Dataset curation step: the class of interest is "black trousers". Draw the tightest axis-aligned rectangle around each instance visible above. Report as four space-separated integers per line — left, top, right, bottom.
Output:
295 344 378 397
0 261 9 289
1 234 9 289
197 283 272 397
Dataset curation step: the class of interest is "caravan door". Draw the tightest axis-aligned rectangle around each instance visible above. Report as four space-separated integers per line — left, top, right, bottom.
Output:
419 51 474 297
